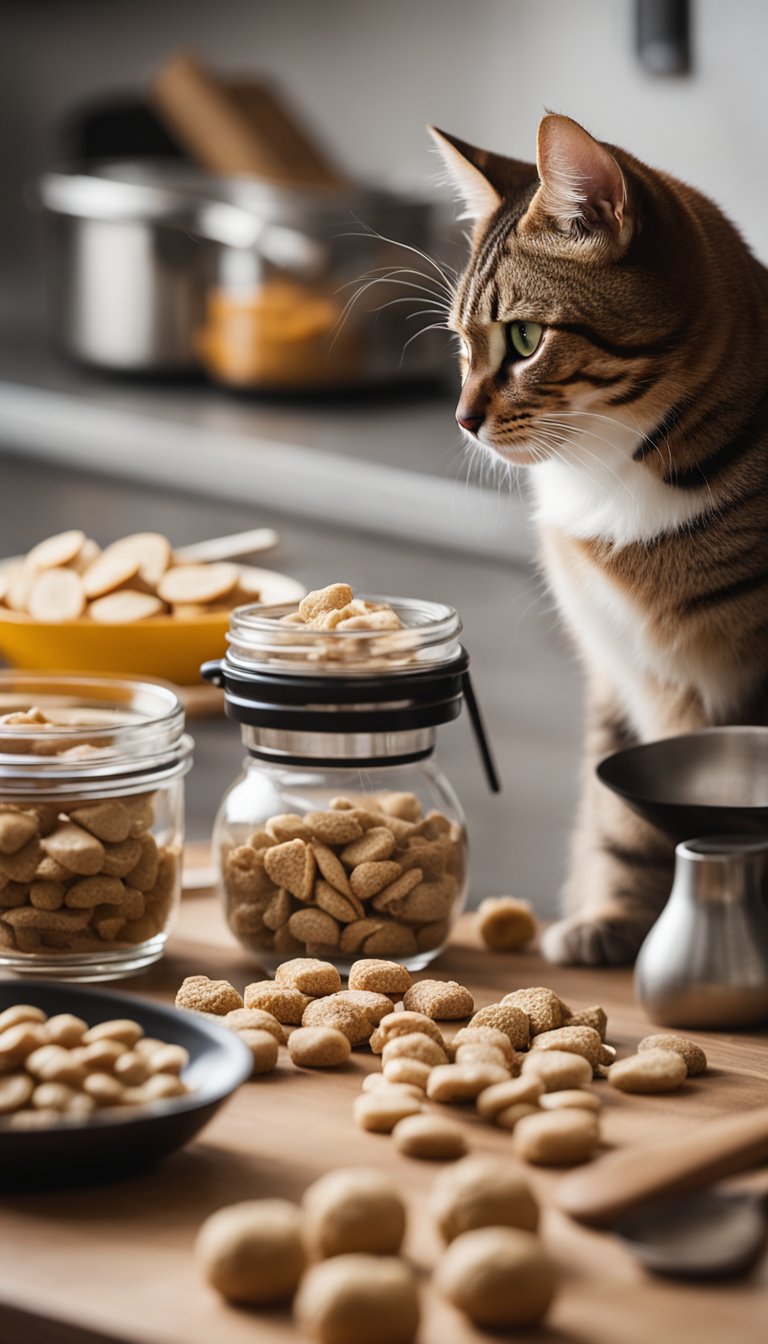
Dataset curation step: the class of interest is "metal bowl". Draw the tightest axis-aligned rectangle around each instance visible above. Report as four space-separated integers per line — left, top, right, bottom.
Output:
597 726 768 840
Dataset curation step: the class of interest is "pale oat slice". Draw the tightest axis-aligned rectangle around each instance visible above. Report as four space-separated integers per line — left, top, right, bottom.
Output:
24 530 87 574
157 562 240 606
521 1049 593 1092
104 533 172 587
539 1089 602 1112
27 569 85 621
88 591 165 623
82 551 144 600
69 538 101 574
5 568 35 612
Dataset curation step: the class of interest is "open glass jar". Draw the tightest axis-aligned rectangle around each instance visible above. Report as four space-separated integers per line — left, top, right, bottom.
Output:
0 674 193 981
203 596 498 974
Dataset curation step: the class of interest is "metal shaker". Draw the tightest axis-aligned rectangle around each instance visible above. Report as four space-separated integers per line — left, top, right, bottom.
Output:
635 837 768 1029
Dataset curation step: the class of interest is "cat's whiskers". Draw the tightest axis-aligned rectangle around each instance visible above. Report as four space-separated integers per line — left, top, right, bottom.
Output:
336 222 458 300
536 417 639 502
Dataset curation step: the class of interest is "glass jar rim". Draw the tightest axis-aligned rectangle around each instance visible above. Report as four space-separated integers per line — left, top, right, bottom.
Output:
0 672 192 792
226 594 462 677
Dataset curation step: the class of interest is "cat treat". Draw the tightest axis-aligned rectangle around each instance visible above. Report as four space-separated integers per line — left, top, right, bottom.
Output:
1 529 262 622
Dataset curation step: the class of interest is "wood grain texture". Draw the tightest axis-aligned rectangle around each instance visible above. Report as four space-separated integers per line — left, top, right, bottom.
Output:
0 894 766 1344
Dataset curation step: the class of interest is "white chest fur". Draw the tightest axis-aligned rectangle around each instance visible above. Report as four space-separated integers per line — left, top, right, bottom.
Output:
530 417 709 547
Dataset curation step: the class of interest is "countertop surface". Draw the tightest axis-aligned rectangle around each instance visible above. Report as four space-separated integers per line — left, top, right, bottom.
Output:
0 894 766 1344
0 322 531 563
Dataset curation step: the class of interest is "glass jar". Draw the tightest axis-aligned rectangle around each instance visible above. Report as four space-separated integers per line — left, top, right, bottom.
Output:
0 673 193 981
203 596 498 974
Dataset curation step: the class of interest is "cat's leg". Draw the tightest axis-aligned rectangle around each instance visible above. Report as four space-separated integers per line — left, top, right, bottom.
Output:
541 681 676 966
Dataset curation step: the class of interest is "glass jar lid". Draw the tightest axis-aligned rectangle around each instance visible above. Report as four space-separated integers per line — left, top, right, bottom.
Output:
203 596 499 791
225 596 463 677
0 673 193 795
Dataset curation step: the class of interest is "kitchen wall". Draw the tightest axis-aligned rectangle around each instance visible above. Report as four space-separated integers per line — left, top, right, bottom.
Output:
2 0 767 316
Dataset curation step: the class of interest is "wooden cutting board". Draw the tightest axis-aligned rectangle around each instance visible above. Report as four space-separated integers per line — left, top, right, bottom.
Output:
0 896 766 1344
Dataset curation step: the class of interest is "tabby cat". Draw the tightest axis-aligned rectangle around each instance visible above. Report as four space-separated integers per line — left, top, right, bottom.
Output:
431 114 768 965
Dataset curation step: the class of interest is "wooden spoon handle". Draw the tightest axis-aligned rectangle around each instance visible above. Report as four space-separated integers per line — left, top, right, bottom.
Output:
173 529 279 564
557 1103 768 1227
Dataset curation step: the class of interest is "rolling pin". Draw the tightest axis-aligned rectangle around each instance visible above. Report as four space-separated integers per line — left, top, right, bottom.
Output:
557 1103 768 1227
150 51 348 189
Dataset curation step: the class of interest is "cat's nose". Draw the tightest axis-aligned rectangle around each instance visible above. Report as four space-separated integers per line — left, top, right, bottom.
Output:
456 409 484 435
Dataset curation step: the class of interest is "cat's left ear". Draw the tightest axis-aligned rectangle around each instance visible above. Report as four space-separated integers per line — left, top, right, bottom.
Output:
522 114 631 248
428 127 536 222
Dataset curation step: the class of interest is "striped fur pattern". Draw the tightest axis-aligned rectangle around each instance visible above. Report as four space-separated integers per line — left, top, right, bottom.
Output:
433 115 768 965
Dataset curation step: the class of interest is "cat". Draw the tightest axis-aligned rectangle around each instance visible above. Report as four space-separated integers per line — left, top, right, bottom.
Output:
430 113 768 966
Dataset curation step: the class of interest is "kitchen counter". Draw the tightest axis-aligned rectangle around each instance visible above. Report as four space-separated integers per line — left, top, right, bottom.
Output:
0 894 765 1344
0 321 531 563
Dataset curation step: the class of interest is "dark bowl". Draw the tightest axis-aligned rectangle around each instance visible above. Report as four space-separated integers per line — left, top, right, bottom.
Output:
0 981 253 1188
597 726 768 841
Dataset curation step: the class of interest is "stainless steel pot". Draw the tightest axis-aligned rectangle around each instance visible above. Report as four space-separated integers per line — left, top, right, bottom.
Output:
35 162 453 385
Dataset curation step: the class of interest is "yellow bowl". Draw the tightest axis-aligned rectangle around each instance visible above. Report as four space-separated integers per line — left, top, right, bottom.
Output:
0 565 305 686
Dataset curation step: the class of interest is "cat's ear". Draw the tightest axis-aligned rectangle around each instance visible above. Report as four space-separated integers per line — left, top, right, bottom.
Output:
522 114 629 245
428 127 535 222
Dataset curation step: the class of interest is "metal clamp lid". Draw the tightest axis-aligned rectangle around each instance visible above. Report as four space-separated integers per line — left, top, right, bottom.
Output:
201 651 500 792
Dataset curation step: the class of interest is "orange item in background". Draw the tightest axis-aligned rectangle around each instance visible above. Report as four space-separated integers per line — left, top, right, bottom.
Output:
197 279 362 388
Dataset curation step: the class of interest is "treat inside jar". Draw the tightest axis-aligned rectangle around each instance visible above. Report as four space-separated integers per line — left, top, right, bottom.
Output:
0 707 180 961
220 791 466 970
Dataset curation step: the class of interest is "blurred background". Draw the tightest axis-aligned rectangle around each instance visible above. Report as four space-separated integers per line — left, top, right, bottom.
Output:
0 0 760 916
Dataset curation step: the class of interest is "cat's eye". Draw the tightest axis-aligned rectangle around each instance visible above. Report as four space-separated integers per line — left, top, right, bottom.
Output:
506 320 543 359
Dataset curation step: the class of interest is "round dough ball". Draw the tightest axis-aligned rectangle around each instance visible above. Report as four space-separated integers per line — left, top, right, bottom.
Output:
392 1113 467 1160
303 1167 406 1259
295 1254 419 1344
435 1226 557 1328
513 1108 600 1166
196 1199 306 1304
430 1155 539 1242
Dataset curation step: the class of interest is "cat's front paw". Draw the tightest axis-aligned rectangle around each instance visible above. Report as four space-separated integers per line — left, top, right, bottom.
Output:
540 910 655 967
